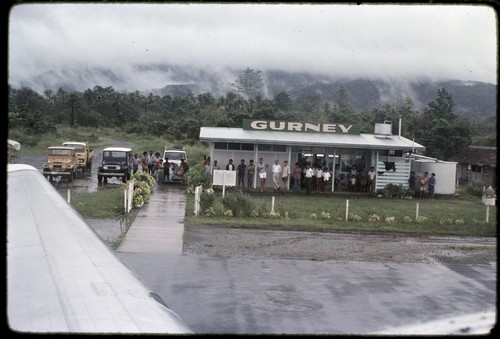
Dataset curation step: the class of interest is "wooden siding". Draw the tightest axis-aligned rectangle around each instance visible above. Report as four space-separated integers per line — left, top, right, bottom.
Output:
375 161 411 191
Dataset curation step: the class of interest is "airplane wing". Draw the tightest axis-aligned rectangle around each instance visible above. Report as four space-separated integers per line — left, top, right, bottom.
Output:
7 164 193 333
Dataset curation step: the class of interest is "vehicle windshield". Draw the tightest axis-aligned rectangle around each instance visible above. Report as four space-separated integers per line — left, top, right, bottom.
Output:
49 149 72 156
64 144 85 151
103 151 127 160
164 151 185 161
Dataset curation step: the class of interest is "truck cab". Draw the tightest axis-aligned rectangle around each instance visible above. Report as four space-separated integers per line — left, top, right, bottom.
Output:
42 146 79 182
97 147 132 184
62 141 94 172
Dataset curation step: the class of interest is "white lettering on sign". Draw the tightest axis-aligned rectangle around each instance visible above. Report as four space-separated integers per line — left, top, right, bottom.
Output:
270 121 286 130
250 121 267 129
245 120 356 134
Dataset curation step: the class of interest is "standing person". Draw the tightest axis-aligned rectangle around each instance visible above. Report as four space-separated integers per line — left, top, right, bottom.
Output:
368 166 376 193
281 160 290 190
147 151 154 174
237 159 246 188
257 158 268 192
322 166 331 193
293 162 302 192
315 164 323 192
428 172 436 199
132 154 139 174
304 163 314 195
334 164 341 190
272 159 282 191
153 152 162 175
163 158 170 183
226 159 235 171
180 158 190 173
212 160 220 172
408 171 417 196
246 159 255 188
204 158 212 176
141 151 148 173
419 172 429 199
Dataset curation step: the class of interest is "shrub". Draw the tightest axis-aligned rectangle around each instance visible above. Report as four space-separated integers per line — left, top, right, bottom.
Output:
403 216 412 223
416 215 428 224
385 216 395 223
368 214 381 222
200 189 215 212
222 191 254 217
349 213 362 221
186 163 212 191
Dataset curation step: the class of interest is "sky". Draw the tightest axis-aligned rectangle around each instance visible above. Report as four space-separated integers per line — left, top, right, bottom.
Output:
7 2 498 93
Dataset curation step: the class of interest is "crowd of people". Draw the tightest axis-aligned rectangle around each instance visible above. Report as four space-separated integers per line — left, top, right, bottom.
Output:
202 157 380 195
135 152 436 197
131 150 190 184
408 171 437 199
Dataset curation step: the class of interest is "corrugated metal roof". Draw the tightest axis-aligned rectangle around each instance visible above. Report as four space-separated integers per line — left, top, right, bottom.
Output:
200 127 425 150
450 146 497 167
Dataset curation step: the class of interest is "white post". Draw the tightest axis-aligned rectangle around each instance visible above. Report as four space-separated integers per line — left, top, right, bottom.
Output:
345 199 349 222
67 189 70 204
271 196 275 212
222 183 226 198
415 202 419 220
127 181 134 213
194 185 202 216
486 205 490 223
124 187 127 212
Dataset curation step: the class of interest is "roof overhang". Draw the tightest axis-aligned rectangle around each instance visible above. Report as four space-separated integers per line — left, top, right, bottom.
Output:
200 127 425 151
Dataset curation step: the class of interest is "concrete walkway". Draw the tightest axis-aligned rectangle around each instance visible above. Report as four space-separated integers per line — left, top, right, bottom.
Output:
117 184 186 254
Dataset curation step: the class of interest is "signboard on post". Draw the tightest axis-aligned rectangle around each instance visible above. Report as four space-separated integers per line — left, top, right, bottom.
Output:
213 170 237 197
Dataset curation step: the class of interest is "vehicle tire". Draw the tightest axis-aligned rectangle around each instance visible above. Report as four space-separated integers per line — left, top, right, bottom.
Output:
98 175 102 184
69 173 73 182
122 174 127 183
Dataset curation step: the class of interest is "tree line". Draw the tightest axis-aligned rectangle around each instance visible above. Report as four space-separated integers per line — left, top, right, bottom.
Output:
7 68 496 160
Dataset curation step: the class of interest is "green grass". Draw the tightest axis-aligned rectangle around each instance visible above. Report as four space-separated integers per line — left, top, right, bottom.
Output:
71 186 127 219
185 191 497 237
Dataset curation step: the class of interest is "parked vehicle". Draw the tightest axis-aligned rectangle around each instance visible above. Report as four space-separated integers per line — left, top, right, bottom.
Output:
62 141 94 172
97 147 132 184
42 146 79 182
163 148 188 184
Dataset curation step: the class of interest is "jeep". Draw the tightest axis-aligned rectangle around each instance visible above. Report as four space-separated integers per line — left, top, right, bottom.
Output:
97 147 132 184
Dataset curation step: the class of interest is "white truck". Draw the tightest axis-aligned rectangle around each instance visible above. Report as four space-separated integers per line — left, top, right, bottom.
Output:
163 148 188 183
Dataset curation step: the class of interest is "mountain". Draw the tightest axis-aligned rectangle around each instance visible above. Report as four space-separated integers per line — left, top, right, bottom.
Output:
16 65 496 122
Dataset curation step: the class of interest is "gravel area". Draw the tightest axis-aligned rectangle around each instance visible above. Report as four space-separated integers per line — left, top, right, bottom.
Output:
183 224 497 264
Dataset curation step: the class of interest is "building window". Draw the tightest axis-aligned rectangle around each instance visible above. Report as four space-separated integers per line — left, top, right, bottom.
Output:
241 143 254 151
273 145 287 152
228 143 240 150
214 142 227 149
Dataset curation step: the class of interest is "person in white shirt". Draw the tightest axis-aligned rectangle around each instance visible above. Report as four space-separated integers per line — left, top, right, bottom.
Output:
315 164 323 192
271 159 282 191
368 166 376 192
304 163 314 195
322 166 331 192
257 158 268 192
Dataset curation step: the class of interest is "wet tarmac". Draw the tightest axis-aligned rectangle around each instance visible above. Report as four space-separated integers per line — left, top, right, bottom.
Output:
115 184 497 335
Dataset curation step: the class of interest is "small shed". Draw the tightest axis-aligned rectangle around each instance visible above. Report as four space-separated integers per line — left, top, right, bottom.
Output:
449 146 496 188
411 154 457 195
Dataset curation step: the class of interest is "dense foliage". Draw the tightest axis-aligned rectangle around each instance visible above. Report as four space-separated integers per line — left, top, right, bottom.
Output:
7 69 495 160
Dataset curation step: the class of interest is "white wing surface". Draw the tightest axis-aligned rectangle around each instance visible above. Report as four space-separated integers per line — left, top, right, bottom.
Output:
7 164 192 333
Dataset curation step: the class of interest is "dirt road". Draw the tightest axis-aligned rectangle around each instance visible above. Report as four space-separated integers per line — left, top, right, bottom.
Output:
183 224 496 264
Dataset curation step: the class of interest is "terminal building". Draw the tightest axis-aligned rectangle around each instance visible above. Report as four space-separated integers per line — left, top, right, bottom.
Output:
199 119 426 192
